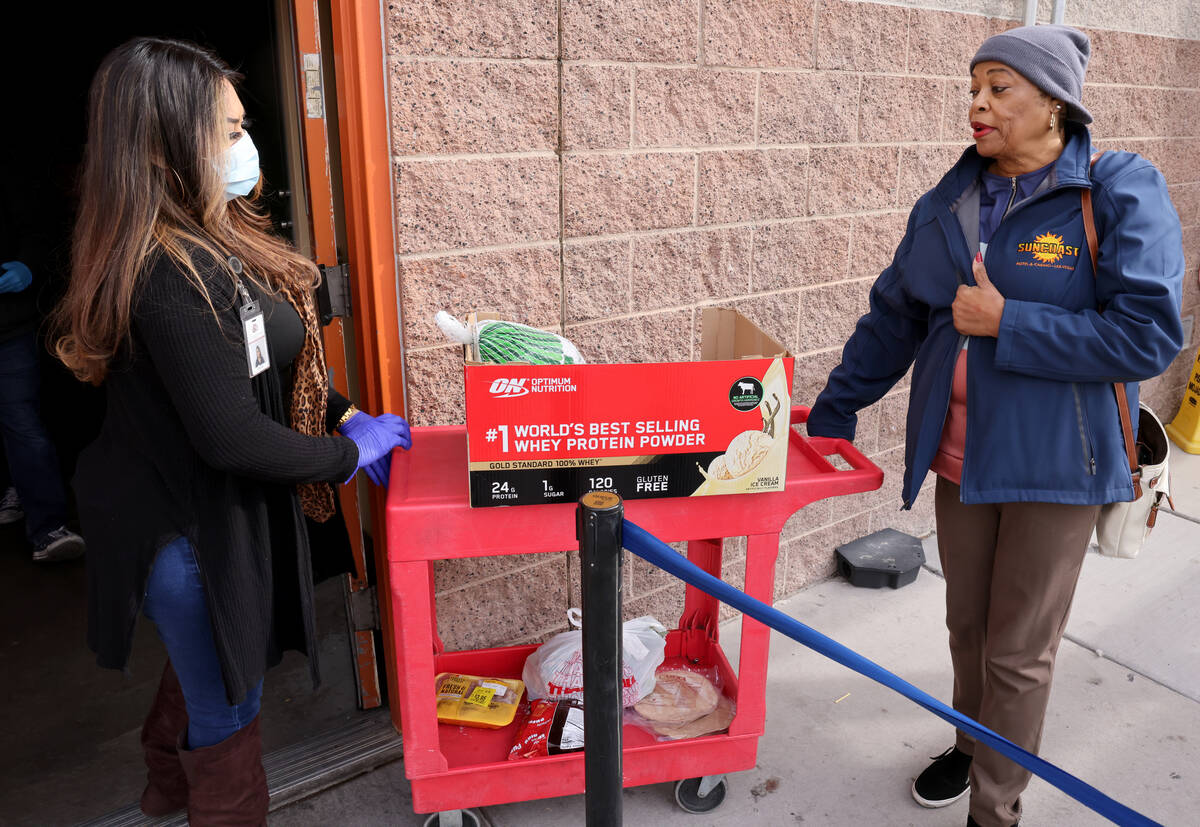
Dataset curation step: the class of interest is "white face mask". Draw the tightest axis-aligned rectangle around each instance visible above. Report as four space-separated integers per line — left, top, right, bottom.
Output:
222 131 260 201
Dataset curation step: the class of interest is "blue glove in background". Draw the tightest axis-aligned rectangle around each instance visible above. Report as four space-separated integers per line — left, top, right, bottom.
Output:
0 261 33 293
339 411 412 487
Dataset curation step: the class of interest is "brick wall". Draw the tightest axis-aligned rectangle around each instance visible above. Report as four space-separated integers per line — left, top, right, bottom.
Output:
1086 27 1200 412
385 0 1200 650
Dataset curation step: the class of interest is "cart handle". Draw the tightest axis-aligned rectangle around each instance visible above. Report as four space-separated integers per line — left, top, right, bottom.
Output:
791 405 877 473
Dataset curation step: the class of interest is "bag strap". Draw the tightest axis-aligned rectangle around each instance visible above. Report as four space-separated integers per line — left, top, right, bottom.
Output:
1082 151 1142 498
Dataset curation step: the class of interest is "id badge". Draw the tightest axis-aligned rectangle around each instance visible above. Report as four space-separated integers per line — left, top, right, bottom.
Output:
240 301 270 377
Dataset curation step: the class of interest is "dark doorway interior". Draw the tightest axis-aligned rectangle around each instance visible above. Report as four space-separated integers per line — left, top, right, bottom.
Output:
0 3 360 824
6 0 304 471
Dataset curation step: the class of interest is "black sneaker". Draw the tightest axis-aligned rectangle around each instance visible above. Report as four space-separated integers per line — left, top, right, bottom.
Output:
912 745 972 808
0 486 22 525
32 526 85 563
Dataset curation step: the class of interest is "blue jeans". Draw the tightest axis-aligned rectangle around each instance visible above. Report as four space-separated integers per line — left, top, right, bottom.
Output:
0 331 67 545
143 536 263 748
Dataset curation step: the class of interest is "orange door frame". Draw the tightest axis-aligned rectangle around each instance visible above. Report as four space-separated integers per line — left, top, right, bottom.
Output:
288 0 384 710
325 0 407 710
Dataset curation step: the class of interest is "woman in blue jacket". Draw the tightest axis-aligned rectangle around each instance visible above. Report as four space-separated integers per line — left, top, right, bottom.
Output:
807 25 1183 827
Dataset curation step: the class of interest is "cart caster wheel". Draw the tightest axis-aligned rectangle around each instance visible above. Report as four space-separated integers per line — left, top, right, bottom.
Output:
422 809 484 827
674 775 727 813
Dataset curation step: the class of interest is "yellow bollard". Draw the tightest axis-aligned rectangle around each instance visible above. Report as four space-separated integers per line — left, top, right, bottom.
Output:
1165 346 1200 454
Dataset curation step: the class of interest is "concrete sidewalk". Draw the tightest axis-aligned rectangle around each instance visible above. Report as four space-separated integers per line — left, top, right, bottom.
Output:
274 452 1200 826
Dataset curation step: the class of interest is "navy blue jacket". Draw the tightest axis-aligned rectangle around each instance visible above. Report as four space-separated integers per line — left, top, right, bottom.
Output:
808 127 1184 507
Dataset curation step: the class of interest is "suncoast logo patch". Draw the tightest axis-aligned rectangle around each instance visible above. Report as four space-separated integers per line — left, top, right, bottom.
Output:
1016 232 1080 269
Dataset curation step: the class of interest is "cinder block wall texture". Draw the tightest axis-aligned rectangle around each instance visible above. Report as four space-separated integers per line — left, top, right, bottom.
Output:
384 0 1200 650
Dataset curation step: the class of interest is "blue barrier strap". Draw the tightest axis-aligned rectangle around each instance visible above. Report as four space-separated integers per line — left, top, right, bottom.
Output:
622 520 1160 827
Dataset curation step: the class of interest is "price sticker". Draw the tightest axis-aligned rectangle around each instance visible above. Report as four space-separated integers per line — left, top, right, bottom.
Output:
464 686 496 707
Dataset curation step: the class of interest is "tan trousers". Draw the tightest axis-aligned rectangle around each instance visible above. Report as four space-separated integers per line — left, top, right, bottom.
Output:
934 477 1100 827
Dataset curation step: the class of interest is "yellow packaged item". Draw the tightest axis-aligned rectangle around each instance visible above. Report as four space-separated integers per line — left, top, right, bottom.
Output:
435 672 525 729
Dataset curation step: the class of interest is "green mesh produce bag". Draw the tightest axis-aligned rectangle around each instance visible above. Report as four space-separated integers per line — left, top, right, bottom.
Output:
436 312 586 365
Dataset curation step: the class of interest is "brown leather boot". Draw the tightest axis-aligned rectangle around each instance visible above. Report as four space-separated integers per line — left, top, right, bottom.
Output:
177 716 269 826
139 661 189 816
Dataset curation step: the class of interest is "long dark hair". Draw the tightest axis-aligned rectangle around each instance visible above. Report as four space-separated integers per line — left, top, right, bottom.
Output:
56 37 318 384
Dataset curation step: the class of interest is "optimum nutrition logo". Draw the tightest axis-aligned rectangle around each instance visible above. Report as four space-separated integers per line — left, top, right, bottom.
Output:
489 378 530 398
488 377 578 397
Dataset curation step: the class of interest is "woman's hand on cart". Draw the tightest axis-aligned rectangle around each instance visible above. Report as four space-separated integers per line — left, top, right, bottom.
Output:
340 412 412 487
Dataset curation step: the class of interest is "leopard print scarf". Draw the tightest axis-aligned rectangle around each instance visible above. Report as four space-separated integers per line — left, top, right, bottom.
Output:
277 281 337 523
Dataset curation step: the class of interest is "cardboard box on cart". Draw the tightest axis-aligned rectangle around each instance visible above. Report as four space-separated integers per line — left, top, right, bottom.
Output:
461 308 794 507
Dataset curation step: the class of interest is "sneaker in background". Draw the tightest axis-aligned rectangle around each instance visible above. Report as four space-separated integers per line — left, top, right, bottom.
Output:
32 526 86 563
912 745 972 808
0 487 23 525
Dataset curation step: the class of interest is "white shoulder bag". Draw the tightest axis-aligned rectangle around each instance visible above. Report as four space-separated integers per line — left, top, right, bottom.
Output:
1083 152 1174 558
1095 403 1173 558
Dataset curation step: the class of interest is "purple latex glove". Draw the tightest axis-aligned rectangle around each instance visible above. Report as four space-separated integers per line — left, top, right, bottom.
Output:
338 411 412 487
0 261 32 293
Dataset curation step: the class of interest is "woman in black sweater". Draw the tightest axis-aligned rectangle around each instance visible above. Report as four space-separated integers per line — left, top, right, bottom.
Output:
54 39 411 825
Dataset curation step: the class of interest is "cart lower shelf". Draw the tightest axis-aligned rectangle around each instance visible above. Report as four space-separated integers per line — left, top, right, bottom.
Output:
411 631 756 813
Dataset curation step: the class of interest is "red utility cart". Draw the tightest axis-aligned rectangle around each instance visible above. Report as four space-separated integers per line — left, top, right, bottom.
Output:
384 407 882 822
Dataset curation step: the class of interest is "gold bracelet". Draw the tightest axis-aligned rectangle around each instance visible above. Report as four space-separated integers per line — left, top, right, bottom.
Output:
335 405 360 430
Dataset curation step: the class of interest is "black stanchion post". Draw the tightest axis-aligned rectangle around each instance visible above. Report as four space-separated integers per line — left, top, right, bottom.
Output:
577 491 624 827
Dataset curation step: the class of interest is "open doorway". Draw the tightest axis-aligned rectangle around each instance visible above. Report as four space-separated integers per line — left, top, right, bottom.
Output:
0 3 390 823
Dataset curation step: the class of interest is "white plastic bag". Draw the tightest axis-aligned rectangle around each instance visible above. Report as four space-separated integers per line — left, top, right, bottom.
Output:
522 611 668 707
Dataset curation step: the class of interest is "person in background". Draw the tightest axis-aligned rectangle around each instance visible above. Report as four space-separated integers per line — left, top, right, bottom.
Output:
0 168 85 562
805 25 1183 827
54 38 411 825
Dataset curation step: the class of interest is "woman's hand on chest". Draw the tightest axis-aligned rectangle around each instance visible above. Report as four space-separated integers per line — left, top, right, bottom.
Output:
953 254 1006 337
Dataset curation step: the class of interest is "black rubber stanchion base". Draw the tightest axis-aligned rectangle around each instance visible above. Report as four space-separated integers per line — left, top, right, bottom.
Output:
835 528 924 589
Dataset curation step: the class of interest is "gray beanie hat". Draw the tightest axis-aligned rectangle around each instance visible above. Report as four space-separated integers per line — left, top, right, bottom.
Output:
971 24 1092 124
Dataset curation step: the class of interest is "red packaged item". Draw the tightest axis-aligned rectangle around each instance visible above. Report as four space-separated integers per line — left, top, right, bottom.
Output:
507 699 585 760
